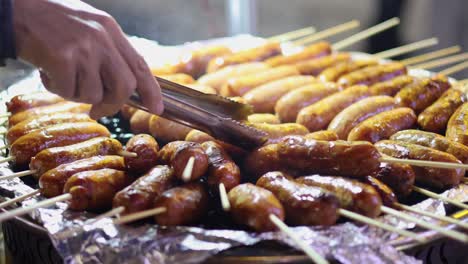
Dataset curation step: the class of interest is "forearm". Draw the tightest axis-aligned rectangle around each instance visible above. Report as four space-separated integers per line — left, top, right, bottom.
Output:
0 0 16 66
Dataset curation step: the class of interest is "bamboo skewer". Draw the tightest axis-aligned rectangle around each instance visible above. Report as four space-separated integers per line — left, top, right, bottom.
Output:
93 206 125 222
374 38 439 59
0 190 40 210
113 207 166 225
182 156 195 182
0 170 36 181
396 203 468 230
412 186 468 210
293 20 360 45
0 146 7 151
219 183 230 211
411 52 468 69
0 156 14 164
332 17 400 51
400 46 461 65
269 214 329 264
0 113 11 118
267 27 317 42
439 60 468 76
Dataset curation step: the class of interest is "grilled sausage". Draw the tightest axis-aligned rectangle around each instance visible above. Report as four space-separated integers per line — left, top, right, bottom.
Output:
6 113 94 145
295 53 351 76
368 75 415 96
347 108 416 143
247 123 309 144
228 96 248 104
120 105 138 120
6 92 65 114
124 134 160 174
228 183 285 232
64 169 132 211
304 130 339 141
201 141 241 192
39 155 125 198
337 62 407 87
360 176 397 208
257 171 339 226
417 89 466 133
176 45 233 78
156 73 195 84
297 175 382 218
113 165 175 214
247 113 280 124
158 141 209 181
373 159 416 198
375 140 464 188
328 96 397 139
296 85 371 132
129 110 152 134
318 59 378 82
11 122 110 166
153 182 209 226
206 41 281 72
390 130 468 164
243 76 315 113
275 82 341 122
30 137 123 177
148 115 192 143
198 62 270 92
264 41 332 67
220 65 299 97
394 75 451 114
186 84 217 94
8 102 91 127
185 130 247 161
446 103 468 145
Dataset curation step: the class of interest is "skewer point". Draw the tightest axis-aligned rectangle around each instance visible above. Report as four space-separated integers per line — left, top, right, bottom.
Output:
219 183 231 211
182 156 195 182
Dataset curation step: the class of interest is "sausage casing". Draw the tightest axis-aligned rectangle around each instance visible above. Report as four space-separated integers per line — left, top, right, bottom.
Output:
11 122 110 166
347 107 416 143
39 155 125 198
446 103 468 145
228 183 285 232
158 141 208 181
148 115 192 143
318 59 378 82
295 53 351 76
360 176 397 208
124 134 160 174
129 110 152 134
6 92 65 114
337 62 407 88
304 130 339 141
373 159 416 198
248 122 309 144
247 113 280 124
185 130 247 161
368 75 415 96
264 42 331 67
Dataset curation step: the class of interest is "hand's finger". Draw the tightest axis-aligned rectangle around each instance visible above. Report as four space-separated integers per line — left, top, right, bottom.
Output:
41 63 77 99
72 63 104 104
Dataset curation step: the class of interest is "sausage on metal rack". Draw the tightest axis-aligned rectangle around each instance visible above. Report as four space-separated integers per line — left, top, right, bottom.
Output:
39 155 125 198
148 115 192 143
295 53 351 76
257 171 339 226
372 159 416 198
124 134 160 174
347 107 417 143
360 176 398 208
318 59 378 82
113 165 175 214
337 62 407 88
264 41 332 67
10 122 110 166
228 183 285 232
446 103 468 145
6 92 65 114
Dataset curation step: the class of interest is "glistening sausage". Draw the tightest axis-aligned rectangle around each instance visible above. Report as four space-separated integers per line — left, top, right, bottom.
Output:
446 103 468 145
337 62 407 88
264 41 332 66
124 134 160 174
6 92 65 114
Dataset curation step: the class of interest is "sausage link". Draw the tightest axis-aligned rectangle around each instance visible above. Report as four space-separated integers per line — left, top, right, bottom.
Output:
185 130 247 161
395 75 451 114
220 65 300 97
368 75 415 96
6 113 94 145
228 183 285 232
201 141 241 192
347 108 416 143
373 159 416 198
156 73 195 84
391 130 468 164
318 59 378 82
446 103 468 145
120 105 138 120
198 63 270 93
257 171 339 226
8 102 91 127
177 45 233 78
264 42 332 67
296 175 382 218
304 130 339 141
243 76 315 113
296 85 371 132
328 96 397 139
64 169 132 211
418 89 466 133
247 113 280 124
124 134 160 174
153 182 209 226
206 42 281 73
375 140 464 188
337 62 407 87
39 155 125 198
360 176 398 208
30 137 123 177
186 84 217 94
6 92 65 114
11 122 110 166
247 123 309 144
148 115 192 143
275 82 341 122
295 53 351 75
113 165 175 214
130 110 152 134
158 141 209 181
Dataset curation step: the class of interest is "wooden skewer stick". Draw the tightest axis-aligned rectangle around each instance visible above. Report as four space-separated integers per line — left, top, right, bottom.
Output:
0 113 11 118
439 60 468 76
219 183 230 211
411 52 468 69
0 170 36 181
269 214 329 264
293 20 360 45
92 206 125 223
396 203 468 230
457 79 468 85
332 17 400 51
0 146 7 151
117 150 138 158
412 186 468 210
0 190 40 210
381 206 468 243
400 45 461 65
182 156 195 182
380 156 468 170
0 156 15 164
268 27 317 42
374 38 439 59
113 207 166 225
337 208 426 243
0 193 71 223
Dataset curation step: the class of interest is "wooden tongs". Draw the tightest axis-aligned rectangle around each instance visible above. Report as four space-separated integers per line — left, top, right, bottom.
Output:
128 77 267 149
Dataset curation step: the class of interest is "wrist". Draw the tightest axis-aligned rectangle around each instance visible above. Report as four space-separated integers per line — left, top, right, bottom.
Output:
0 0 16 65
